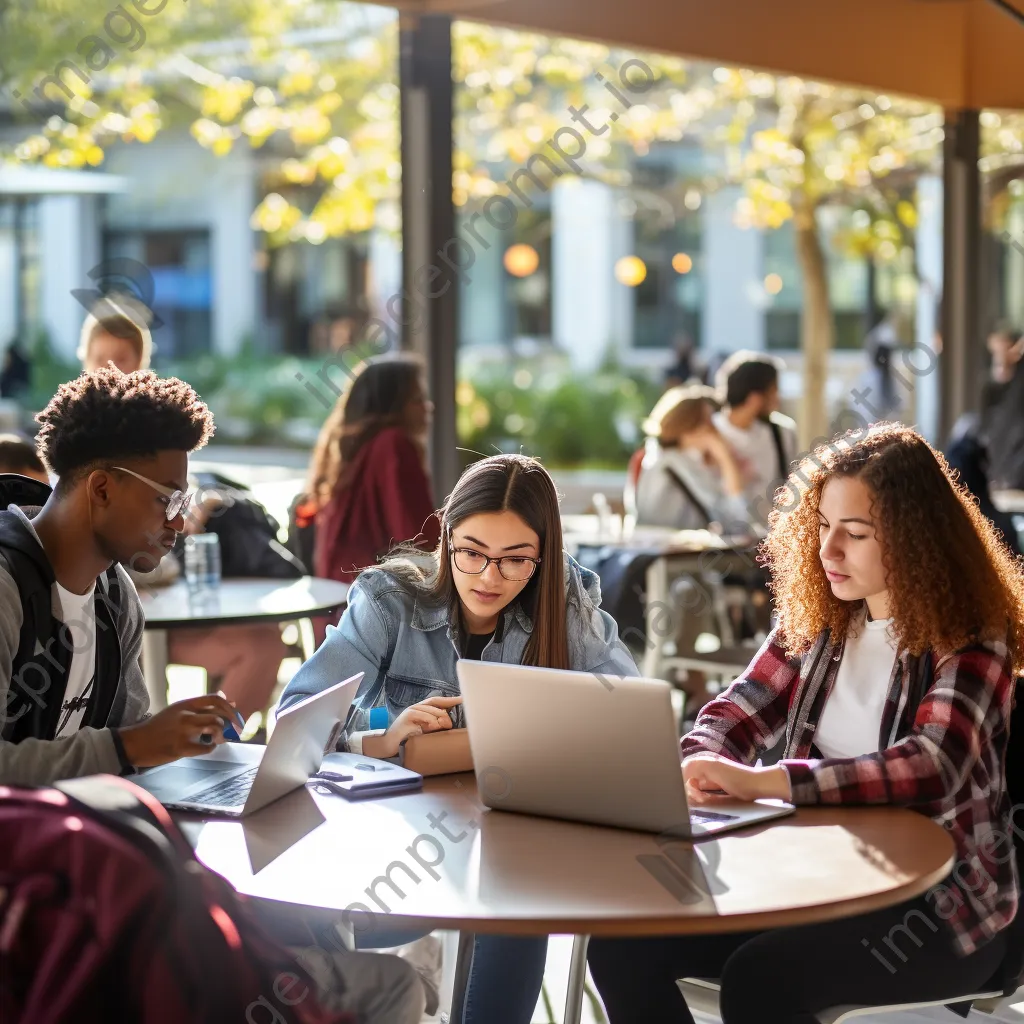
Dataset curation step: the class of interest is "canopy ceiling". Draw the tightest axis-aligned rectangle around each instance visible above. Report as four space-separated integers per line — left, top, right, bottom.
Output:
391 0 1024 110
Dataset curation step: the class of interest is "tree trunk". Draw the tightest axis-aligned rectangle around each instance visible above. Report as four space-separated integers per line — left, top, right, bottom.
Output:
793 194 834 450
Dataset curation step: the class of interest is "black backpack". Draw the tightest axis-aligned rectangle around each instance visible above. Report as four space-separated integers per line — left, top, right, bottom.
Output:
180 471 307 579
0 475 125 744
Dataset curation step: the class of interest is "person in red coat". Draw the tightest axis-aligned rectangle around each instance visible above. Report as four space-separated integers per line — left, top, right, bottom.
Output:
307 355 440 592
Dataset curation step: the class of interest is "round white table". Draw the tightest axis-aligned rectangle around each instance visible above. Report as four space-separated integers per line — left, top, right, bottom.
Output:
137 576 349 709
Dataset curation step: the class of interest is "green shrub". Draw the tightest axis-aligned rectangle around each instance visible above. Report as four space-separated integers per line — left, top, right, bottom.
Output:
458 357 661 470
21 339 664 467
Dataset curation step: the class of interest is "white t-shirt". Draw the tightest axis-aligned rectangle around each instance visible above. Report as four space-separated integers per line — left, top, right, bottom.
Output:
8 504 97 738
814 614 899 759
711 410 797 506
53 581 97 738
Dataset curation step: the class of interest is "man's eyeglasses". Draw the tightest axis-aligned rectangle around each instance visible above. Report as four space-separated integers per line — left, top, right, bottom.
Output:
450 547 541 582
112 466 193 522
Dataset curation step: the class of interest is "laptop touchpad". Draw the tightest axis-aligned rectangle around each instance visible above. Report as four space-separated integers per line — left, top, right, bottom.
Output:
142 762 231 796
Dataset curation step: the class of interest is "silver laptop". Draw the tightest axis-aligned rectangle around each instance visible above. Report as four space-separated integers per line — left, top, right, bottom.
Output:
137 674 362 817
456 662 794 838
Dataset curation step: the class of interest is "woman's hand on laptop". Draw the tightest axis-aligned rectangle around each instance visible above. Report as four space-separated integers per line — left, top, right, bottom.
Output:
683 753 792 805
118 695 241 768
362 696 463 759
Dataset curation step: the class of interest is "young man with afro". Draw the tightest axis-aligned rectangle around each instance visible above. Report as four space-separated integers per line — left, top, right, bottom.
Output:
0 369 430 1023
0 368 241 784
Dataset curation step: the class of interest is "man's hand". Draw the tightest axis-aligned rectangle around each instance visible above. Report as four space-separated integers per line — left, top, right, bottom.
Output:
118 694 241 768
682 753 792 805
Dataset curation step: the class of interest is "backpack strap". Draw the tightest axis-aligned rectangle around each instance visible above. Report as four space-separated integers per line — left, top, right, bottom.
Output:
768 416 788 481
0 511 69 743
662 465 713 527
85 566 125 729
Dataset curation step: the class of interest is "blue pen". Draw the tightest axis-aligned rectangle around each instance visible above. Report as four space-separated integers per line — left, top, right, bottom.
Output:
218 692 247 741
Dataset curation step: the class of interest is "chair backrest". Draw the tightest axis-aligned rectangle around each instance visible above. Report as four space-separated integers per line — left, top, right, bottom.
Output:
0 472 52 510
995 682 1024 994
623 447 645 518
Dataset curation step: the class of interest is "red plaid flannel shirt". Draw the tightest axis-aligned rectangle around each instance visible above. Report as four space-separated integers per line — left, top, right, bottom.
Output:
680 627 1019 956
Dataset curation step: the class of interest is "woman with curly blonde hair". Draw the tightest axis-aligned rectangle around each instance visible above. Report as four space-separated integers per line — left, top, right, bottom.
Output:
589 422 1024 1023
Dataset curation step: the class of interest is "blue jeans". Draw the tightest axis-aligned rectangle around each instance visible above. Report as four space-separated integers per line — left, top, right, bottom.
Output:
463 935 548 1024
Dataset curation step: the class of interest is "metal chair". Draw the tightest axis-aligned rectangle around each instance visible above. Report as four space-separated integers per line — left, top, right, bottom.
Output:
676 975 1013 1022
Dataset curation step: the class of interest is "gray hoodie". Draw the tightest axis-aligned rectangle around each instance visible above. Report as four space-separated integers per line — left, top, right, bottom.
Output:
0 505 150 785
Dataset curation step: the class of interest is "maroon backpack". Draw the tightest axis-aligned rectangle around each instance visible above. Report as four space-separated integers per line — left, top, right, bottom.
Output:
0 774 355 1024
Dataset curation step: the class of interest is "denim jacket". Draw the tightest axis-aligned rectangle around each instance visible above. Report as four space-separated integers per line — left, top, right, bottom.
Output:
279 552 639 747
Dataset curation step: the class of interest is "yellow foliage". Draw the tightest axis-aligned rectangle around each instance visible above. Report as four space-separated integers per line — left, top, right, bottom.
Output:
280 71 315 97
896 200 918 228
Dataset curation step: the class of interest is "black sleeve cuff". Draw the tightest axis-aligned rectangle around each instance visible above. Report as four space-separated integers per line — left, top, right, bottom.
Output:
110 728 137 776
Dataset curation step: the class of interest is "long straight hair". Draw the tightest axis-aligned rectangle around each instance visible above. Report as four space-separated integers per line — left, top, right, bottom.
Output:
382 454 570 669
307 355 425 508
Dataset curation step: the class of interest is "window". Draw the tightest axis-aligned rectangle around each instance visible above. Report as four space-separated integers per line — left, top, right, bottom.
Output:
264 237 371 355
103 229 212 358
763 216 869 352
632 213 703 349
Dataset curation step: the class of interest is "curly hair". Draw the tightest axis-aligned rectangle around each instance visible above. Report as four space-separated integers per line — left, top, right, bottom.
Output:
35 368 214 484
763 422 1024 668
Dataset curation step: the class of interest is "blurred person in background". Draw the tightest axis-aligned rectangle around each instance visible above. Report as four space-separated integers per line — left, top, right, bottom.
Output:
304 355 440 594
712 351 797 509
78 317 285 726
664 334 707 390
633 384 752 533
859 312 905 422
0 341 31 400
944 416 1022 558
980 322 1024 490
79 309 153 375
0 434 48 483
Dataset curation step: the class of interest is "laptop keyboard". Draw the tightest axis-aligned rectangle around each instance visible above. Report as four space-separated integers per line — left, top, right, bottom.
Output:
187 766 259 808
688 809 739 825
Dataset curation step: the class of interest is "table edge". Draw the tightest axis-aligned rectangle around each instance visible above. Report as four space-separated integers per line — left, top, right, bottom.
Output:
143 601 347 629
252 844 956 939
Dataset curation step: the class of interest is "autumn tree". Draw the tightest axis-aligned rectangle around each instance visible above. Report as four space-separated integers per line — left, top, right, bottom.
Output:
2 5 951 442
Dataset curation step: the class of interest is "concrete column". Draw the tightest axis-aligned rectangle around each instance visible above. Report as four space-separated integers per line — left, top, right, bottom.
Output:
0 216 16 350
914 174 943 445
609 192 634 359
552 177 632 371
702 185 764 351
368 224 402 331
211 160 256 356
1004 199 1024 330
38 194 95 361
458 227 504 348
940 110 982 440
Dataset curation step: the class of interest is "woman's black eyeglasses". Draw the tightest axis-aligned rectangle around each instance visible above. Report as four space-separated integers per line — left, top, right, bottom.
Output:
450 547 541 582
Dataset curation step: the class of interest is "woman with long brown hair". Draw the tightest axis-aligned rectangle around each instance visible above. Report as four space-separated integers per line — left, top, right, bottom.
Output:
280 453 638 1024
589 422 1024 1023
304 354 439 585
